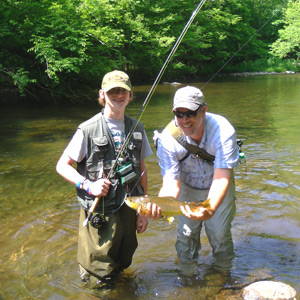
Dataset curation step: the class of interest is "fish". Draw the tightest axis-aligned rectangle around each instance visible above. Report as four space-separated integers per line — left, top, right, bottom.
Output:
124 195 211 224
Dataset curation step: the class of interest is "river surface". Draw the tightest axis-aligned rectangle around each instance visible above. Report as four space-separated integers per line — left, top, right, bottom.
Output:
0 74 300 299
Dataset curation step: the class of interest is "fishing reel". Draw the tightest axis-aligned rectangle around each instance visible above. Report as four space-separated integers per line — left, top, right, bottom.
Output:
237 139 246 165
89 213 106 229
237 139 243 150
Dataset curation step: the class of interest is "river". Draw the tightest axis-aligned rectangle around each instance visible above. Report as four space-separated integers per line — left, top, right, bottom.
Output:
0 74 299 299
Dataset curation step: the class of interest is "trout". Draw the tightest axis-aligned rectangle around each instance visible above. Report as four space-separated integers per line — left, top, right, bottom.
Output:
125 196 211 223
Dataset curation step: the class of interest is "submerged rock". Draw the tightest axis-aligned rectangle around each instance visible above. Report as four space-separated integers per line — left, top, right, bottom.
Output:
242 281 297 300
162 82 182 85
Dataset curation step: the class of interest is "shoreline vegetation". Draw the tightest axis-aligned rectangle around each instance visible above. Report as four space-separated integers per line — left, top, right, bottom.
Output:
1 67 299 105
224 58 300 74
1 0 300 103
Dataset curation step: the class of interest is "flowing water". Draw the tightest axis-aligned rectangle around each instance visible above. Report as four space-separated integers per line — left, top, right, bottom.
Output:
0 74 300 299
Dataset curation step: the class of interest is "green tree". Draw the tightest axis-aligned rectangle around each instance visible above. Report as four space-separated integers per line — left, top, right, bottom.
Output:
270 0 300 59
167 0 269 75
0 0 93 100
0 0 293 102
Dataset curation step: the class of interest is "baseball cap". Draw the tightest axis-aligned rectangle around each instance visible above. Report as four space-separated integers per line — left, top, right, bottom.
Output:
173 86 205 111
101 70 132 92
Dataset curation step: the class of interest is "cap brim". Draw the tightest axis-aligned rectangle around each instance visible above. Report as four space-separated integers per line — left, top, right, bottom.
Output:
173 101 200 111
103 83 131 92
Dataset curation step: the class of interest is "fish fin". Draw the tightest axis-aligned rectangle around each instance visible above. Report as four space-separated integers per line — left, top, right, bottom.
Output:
166 217 175 224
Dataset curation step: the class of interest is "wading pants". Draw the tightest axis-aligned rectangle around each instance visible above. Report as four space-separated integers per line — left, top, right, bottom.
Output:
176 180 236 269
77 203 138 281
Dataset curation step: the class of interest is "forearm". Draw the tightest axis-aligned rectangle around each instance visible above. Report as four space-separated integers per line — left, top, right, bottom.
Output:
56 153 111 196
208 168 232 212
158 177 181 199
56 153 83 186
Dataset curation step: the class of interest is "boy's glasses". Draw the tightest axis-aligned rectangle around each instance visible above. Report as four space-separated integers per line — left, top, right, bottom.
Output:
173 106 202 118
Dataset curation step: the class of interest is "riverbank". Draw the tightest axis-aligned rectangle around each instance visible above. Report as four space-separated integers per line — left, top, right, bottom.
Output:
229 70 297 76
1 68 299 104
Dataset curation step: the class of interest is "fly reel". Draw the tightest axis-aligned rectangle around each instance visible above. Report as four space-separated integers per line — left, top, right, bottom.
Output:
90 213 106 229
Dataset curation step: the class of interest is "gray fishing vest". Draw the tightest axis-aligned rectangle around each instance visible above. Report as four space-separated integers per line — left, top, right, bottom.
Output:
76 112 145 213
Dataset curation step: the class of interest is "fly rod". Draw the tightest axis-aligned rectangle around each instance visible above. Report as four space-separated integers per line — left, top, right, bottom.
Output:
83 0 208 226
201 5 286 90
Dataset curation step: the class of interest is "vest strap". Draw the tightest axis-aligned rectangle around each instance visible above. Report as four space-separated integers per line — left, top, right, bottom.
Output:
165 120 215 164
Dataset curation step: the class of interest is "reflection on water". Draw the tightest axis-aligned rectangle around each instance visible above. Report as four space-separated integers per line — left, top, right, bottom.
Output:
0 74 300 299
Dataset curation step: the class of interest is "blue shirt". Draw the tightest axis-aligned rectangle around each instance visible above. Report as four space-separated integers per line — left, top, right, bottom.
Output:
157 112 239 189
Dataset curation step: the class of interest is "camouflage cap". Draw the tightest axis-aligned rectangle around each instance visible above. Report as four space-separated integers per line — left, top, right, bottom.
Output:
101 70 132 92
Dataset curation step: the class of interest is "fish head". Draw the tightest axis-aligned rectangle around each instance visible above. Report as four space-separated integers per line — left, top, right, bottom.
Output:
124 196 149 212
124 198 139 211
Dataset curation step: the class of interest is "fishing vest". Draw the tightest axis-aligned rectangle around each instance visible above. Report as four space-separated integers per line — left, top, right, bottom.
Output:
76 112 145 213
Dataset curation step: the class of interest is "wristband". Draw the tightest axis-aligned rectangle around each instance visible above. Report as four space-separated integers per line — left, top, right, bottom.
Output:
82 179 92 192
86 183 92 195
76 178 85 189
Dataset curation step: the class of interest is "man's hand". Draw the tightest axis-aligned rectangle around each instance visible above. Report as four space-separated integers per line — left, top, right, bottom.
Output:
180 205 215 221
138 202 162 220
136 215 148 233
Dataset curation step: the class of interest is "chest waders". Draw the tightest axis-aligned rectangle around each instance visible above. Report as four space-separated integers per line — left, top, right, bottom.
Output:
78 0 211 282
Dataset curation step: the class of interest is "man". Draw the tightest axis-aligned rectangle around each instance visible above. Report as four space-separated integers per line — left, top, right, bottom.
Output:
156 86 239 270
56 70 153 286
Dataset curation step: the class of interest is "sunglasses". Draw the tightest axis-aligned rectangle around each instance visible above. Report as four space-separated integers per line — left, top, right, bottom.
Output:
173 106 202 118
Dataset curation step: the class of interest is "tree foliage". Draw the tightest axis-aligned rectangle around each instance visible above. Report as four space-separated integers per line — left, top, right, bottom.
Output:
0 0 296 102
270 0 300 59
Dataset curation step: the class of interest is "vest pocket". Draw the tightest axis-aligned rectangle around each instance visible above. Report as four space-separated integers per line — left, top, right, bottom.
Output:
86 136 109 180
127 139 142 166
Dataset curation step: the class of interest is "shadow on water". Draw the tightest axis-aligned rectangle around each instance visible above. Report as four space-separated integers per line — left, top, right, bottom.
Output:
0 74 300 299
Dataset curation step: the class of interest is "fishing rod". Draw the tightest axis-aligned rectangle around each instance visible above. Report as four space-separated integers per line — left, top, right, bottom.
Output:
201 4 286 90
83 0 208 226
113 0 208 170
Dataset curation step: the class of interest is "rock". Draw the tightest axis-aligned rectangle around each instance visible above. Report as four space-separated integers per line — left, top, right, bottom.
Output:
242 281 297 300
162 82 182 85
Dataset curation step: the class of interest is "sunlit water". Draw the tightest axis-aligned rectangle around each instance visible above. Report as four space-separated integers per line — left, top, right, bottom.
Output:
0 74 299 299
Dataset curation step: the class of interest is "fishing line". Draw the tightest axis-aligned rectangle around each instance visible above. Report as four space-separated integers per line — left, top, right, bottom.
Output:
111 0 208 174
85 0 208 221
201 1 289 89
86 0 288 220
